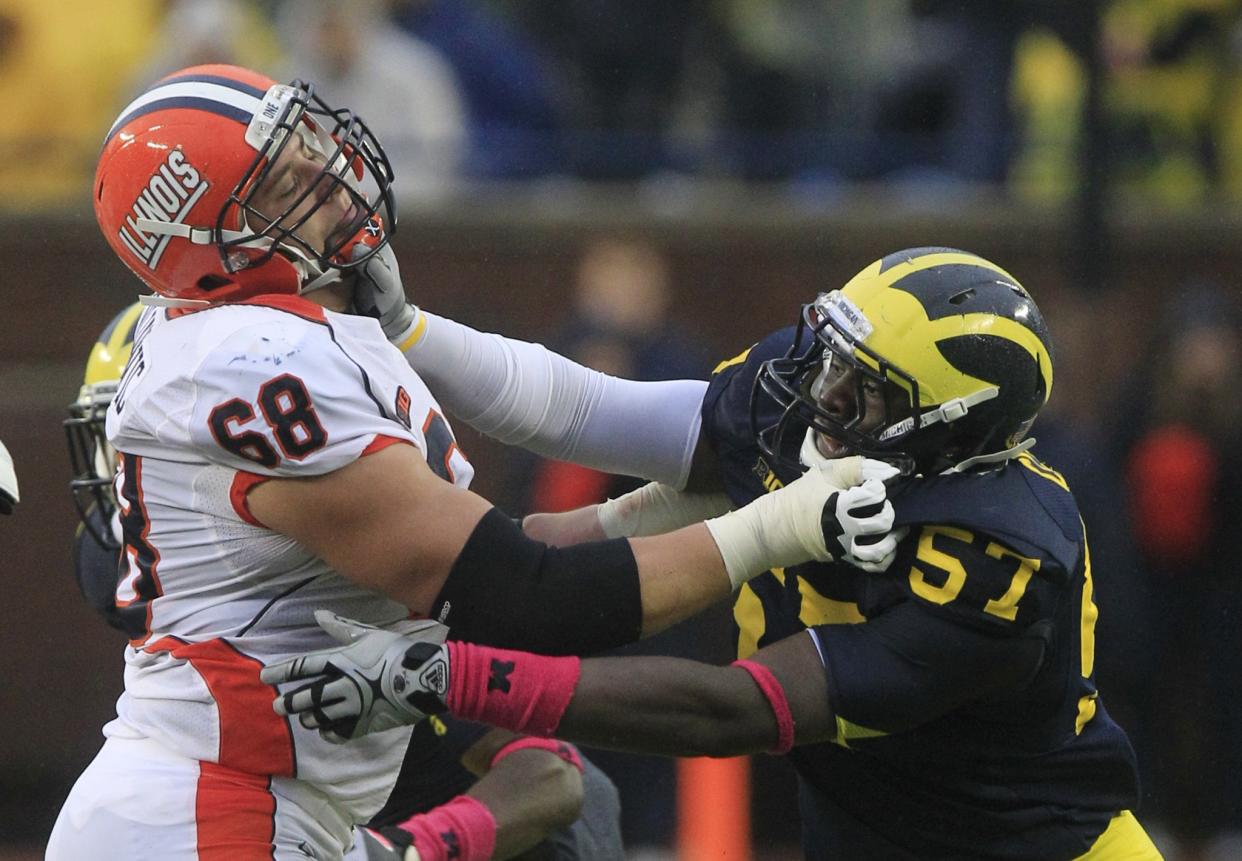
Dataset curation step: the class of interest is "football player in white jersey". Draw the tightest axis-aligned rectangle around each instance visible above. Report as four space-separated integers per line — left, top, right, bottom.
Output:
46 64 900 861
64 302 624 861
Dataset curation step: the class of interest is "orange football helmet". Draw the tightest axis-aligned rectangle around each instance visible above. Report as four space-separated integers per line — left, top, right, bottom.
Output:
94 64 397 304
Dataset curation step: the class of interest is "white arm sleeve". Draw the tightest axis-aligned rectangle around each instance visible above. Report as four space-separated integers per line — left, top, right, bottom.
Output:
401 311 707 488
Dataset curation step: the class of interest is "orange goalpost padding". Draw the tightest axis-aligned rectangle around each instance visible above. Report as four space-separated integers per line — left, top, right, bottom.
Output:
676 756 752 861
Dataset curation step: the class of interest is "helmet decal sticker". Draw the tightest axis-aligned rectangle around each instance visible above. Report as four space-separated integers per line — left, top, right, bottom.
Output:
245 84 299 151
117 150 209 270
817 290 873 345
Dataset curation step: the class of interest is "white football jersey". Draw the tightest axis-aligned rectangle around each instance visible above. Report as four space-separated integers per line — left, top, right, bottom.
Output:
101 296 474 827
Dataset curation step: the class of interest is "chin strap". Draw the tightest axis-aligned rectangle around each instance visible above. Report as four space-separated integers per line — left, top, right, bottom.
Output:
138 293 210 309
135 217 259 248
297 263 343 294
946 437 1036 473
136 212 386 299
877 385 1000 443
300 215 385 295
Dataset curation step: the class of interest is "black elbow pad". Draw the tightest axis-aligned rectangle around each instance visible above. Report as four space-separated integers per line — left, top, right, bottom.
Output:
431 508 642 655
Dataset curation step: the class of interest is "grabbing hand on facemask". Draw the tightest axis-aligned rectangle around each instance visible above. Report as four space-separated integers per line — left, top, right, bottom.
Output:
351 243 423 349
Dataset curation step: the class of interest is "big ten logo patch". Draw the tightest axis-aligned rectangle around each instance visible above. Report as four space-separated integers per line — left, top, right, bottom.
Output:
117 150 209 270
753 456 784 493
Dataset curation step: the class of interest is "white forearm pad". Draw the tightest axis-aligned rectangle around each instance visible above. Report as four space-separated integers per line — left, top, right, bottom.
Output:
404 312 707 488
596 482 734 539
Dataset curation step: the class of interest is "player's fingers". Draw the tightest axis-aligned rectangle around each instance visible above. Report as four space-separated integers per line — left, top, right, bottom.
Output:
314 689 365 724
859 459 902 484
846 510 895 537
260 659 299 686
314 609 379 645
850 536 897 564
278 679 339 717
261 653 334 686
849 529 906 572
845 478 889 506
275 683 314 717
851 523 905 557
296 692 348 731
821 455 864 488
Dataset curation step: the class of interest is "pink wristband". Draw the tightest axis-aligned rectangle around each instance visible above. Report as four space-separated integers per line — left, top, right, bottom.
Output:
490 736 584 772
395 795 496 861
733 659 795 754
446 641 582 736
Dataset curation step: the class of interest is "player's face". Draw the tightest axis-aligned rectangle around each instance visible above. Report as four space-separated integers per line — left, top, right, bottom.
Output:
248 131 363 260
807 355 890 458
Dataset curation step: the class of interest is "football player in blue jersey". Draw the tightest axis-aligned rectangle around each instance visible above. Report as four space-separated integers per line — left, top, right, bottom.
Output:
270 246 1161 860
64 304 625 861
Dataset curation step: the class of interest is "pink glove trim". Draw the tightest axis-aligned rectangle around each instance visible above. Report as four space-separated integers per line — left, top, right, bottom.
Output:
445 641 582 736
396 795 496 861
490 736 584 772
733 659 795 754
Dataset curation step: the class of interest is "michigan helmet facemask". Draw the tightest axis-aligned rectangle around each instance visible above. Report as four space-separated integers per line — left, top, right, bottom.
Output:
64 303 146 551
753 247 1054 476
95 64 396 305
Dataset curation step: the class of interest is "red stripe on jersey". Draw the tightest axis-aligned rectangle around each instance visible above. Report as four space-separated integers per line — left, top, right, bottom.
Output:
147 636 296 777
361 433 414 457
239 293 328 323
196 761 277 860
230 471 270 526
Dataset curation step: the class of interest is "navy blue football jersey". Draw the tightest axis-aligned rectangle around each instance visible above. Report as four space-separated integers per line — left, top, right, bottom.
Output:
701 329 1140 861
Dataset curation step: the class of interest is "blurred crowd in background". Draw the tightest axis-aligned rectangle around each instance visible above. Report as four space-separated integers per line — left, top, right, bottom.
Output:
6 0 1242 205
4 1 1242 860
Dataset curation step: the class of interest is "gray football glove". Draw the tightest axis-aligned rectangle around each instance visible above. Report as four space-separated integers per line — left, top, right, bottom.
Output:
260 610 450 743
351 243 420 344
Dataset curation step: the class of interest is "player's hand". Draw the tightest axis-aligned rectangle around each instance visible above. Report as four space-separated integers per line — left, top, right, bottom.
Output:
821 473 906 573
351 243 421 345
260 610 451 743
351 826 421 861
705 455 902 588
805 456 902 568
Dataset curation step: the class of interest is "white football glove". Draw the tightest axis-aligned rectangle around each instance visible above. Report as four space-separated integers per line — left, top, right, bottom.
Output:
704 456 902 588
821 477 907 573
351 243 422 346
260 611 450 744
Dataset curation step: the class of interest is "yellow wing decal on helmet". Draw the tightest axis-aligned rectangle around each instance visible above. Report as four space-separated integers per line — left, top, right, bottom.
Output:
844 254 1052 407
84 302 144 387
924 313 1054 402
863 249 1021 291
